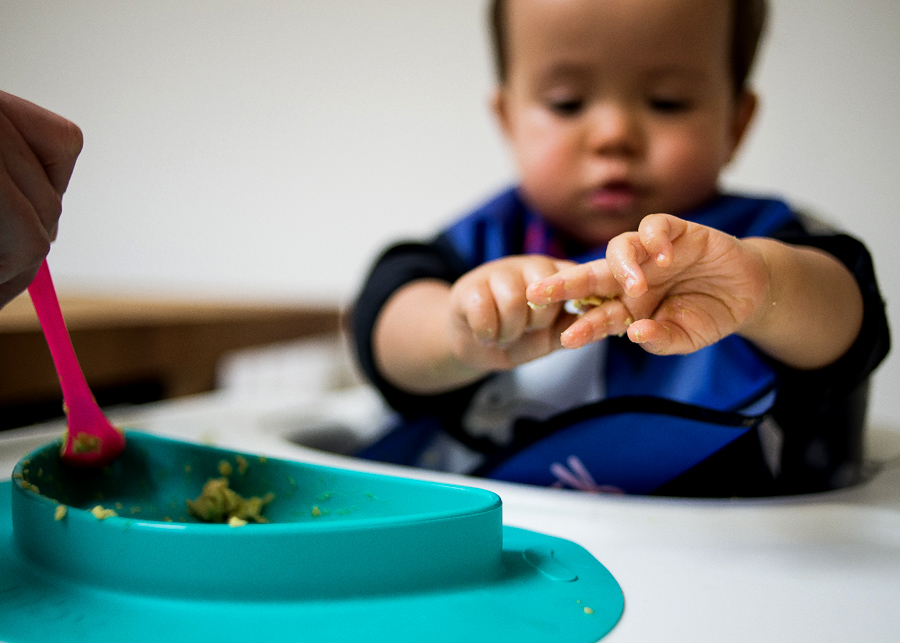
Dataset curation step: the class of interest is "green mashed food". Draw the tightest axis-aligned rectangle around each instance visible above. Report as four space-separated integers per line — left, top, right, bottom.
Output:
186 476 274 526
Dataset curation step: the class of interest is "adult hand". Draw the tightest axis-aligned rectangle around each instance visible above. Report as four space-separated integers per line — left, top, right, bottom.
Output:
0 91 82 308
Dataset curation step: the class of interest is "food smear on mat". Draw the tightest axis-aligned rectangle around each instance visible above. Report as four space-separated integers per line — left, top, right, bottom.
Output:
91 505 117 520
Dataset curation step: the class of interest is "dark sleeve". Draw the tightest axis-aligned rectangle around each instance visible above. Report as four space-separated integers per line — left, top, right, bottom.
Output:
770 226 890 393
348 239 483 417
768 223 891 492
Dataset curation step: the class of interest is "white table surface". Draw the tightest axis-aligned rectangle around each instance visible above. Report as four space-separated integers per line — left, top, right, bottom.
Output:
3 387 899 642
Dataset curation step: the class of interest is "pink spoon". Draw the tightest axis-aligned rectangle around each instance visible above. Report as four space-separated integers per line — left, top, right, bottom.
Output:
27 259 125 467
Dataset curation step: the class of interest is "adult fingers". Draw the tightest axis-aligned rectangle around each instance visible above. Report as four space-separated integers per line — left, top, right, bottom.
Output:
0 111 64 240
0 170 52 283
0 195 47 307
0 92 82 239
0 91 83 195
0 267 40 310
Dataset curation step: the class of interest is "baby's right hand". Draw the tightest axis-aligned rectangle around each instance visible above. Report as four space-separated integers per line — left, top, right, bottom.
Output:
447 255 576 372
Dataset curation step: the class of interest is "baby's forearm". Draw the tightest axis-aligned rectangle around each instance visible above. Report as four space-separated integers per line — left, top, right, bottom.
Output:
738 239 863 370
373 279 491 394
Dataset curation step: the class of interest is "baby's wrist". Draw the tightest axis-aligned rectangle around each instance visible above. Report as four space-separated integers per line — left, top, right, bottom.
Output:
736 238 780 340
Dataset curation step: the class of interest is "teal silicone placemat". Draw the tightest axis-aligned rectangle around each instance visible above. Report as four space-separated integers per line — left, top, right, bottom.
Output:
2 433 624 642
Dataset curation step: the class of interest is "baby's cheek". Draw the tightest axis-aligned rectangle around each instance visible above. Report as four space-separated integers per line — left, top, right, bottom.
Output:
648 138 723 214
518 143 577 206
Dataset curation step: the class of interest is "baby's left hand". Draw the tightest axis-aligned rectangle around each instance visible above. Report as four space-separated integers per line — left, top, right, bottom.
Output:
526 213 771 353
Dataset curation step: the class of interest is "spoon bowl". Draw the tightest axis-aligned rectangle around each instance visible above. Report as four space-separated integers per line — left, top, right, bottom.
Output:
27 259 125 466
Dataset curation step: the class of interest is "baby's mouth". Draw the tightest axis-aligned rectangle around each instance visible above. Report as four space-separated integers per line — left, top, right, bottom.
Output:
589 182 639 212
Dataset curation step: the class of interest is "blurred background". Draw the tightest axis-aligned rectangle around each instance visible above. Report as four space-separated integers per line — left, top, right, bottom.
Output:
1 1 898 429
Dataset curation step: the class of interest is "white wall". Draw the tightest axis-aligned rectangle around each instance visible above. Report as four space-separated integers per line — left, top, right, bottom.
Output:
2 1 899 426
721 2 900 430
0 0 508 304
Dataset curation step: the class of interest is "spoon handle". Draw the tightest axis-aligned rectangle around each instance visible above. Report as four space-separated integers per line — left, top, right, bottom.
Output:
27 260 93 405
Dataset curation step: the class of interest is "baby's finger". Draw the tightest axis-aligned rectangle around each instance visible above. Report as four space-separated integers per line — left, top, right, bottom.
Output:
489 272 530 344
525 298 564 332
559 297 635 349
626 319 692 355
460 281 501 345
526 260 619 306
638 213 682 268
522 258 573 331
605 231 652 298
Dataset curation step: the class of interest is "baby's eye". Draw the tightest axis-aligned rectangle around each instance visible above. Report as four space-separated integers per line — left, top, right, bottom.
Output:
547 97 584 116
649 97 691 113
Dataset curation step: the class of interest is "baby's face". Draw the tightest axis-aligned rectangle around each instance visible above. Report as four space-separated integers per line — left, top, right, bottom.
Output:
493 0 755 247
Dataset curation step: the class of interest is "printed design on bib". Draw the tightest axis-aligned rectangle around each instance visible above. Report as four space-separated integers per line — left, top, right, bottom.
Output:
550 455 624 494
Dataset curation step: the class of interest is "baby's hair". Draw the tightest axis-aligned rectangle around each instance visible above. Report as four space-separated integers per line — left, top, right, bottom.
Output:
489 0 768 95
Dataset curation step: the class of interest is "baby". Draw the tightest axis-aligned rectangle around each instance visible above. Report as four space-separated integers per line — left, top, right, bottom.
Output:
350 0 889 496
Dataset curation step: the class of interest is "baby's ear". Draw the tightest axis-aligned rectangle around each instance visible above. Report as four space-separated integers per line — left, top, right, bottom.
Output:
491 88 512 138
728 91 758 160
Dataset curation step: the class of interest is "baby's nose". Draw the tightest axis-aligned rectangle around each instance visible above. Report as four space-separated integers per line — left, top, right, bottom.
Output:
587 103 642 156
